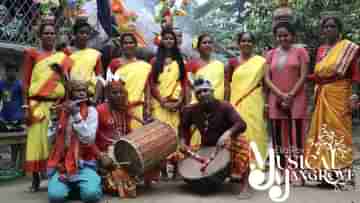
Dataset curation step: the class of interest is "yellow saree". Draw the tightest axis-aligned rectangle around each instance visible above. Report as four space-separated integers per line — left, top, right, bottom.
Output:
230 55 268 163
152 61 182 130
190 60 225 102
114 60 152 129
69 48 101 95
25 51 69 172
304 40 358 170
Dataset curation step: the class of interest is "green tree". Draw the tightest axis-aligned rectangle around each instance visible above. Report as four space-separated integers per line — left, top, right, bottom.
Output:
194 0 360 55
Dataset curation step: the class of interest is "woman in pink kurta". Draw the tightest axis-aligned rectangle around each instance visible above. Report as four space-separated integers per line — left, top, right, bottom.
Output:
264 22 309 182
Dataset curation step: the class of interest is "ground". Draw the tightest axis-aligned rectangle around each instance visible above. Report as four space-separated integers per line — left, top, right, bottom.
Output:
0 125 360 203
1 148 360 202
0 176 360 203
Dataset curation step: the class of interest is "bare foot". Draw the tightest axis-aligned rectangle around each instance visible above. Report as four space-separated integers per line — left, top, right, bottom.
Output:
231 182 253 200
236 190 253 200
27 173 40 193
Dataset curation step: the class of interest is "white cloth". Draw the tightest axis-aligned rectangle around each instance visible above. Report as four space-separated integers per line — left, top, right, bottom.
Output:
48 106 98 146
71 106 98 144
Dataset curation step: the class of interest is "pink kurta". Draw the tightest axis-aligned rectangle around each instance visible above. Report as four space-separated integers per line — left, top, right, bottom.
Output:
266 47 309 119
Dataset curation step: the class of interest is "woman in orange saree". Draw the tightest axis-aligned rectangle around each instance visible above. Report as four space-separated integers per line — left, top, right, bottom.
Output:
304 16 360 187
22 23 72 192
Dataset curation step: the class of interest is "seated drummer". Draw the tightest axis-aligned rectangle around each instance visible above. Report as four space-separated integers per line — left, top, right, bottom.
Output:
179 78 252 199
94 79 157 198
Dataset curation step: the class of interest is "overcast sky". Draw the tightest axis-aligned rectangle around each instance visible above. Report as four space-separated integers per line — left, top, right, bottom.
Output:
196 0 208 6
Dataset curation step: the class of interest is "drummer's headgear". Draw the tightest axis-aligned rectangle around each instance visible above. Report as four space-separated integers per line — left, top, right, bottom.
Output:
106 75 128 105
193 78 213 94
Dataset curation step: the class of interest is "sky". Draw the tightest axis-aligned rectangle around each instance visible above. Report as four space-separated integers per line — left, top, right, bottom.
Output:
196 0 208 6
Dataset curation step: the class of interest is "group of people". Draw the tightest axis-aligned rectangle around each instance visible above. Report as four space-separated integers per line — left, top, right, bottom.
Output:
0 11 357 203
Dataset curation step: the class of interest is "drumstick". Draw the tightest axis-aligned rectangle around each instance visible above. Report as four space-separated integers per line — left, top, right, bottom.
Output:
200 145 223 173
180 147 208 164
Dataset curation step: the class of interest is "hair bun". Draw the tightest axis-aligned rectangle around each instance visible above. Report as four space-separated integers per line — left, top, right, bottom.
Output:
41 15 56 25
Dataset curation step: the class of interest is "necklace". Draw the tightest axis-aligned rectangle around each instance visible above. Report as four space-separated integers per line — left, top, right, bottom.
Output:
203 111 213 134
110 107 128 139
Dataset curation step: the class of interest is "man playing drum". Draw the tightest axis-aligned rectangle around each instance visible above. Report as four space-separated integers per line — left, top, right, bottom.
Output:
95 79 159 198
179 78 252 199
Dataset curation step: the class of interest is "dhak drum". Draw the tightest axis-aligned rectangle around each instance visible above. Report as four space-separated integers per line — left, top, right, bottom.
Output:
178 146 230 191
113 120 177 176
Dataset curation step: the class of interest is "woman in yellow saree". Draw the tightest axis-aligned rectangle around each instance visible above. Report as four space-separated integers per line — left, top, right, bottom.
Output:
186 34 225 150
150 29 188 131
22 23 71 192
149 29 188 180
304 16 360 187
187 33 225 101
66 20 103 102
226 32 268 168
108 32 152 130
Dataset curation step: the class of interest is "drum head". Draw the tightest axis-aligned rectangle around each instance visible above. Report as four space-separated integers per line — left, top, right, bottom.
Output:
114 139 144 175
178 146 230 181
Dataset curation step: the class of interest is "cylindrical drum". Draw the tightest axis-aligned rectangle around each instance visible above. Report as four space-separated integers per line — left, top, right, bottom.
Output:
114 120 177 176
178 147 230 191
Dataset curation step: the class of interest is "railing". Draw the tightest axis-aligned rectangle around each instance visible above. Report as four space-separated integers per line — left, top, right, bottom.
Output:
0 0 69 47
353 88 360 125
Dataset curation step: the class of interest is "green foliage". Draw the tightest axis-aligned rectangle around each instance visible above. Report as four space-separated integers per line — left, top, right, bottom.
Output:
194 0 360 54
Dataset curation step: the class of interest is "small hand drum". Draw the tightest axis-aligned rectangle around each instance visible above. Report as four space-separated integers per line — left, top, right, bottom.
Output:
178 146 230 191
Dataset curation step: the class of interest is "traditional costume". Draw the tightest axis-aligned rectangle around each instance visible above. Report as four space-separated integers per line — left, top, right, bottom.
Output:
47 80 102 203
186 58 225 150
150 58 187 131
23 48 71 173
179 79 249 181
228 56 268 166
95 80 156 198
67 48 103 96
108 58 152 129
305 39 360 171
